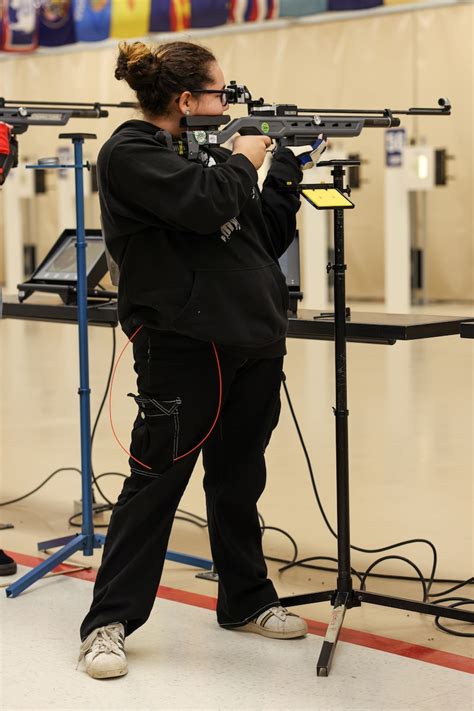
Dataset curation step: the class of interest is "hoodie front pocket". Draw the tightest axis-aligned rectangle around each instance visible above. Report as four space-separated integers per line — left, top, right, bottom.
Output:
171 263 288 347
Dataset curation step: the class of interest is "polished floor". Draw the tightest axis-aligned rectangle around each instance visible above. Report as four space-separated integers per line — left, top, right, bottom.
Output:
0 300 473 708
0 563 472 710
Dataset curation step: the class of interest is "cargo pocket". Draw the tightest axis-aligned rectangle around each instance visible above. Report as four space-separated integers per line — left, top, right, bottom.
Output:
128 393 182 477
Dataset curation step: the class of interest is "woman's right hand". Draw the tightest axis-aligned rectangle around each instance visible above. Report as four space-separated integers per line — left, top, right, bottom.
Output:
232 135 272 170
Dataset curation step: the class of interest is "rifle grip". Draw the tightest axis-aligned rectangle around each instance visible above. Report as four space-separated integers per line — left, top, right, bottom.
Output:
238 127 263 136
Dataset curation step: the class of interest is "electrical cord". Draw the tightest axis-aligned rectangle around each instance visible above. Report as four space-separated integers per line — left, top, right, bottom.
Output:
0 468 81 506
281 375 438 587
265 556 471 587
0 329 117 510
431 599 474 637
281 375 473 637
69 471 300 564
3 460 468 620
259 526 298 565
2 330 471 635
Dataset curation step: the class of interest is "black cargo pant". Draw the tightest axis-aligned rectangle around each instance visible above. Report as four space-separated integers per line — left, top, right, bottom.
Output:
80 328 283 641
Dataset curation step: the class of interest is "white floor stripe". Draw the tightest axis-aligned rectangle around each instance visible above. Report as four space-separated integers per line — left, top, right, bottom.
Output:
0 567 472 711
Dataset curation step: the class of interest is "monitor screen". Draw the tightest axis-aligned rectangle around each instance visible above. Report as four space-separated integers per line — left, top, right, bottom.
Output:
279 231 300 290
34 234 105 282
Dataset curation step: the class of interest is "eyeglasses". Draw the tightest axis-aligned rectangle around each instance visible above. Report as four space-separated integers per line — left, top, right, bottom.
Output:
188 89 229 106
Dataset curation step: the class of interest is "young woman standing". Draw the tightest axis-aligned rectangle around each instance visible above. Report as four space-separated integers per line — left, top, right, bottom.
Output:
78 40 306 679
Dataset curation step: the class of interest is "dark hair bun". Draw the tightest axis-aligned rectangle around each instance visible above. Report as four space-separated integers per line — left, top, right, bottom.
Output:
115 40 216 117
115 41 161 90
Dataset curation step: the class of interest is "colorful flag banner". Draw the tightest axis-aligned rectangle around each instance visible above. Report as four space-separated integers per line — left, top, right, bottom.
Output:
74 0 111 42
170 0 190 31
279 0 327 16
229 0 278 23
328 0 382 9
2 0 39 52
0 0 434 53
149 0 171 31
39 1 76 47
191 0 228 29
110 0 151 38
149 0 190 32
266 0 279 18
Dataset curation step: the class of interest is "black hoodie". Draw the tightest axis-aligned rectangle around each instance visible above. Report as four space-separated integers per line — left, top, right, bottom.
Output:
97 119 302 357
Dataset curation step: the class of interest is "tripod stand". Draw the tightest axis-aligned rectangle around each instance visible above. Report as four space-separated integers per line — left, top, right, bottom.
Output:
6 134 106 597
279 159 474 676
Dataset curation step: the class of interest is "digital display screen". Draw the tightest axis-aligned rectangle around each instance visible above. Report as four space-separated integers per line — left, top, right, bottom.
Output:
34 235 104 282
279 232 300 289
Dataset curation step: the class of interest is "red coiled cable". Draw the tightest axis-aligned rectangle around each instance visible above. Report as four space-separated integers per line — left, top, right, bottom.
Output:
109 324 223 470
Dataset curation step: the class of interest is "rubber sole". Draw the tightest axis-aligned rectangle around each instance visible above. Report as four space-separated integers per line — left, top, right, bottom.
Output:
232 622 308 639
0 562 17 576
87 666 128 680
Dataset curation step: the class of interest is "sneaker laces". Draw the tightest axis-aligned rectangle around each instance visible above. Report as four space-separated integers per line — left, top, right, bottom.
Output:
255 606 290 623
77 624 124 665
267 606 290 621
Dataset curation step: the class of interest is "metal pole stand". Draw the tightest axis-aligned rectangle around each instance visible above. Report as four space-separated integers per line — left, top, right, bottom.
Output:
6 134 106 597
279 159 474 676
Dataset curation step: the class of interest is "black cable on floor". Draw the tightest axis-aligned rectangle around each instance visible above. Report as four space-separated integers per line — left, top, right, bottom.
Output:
2 332 472 637
266 556 472 588
0 468 81 506
431 598 474 637
259 526 298 565
281 375 473 637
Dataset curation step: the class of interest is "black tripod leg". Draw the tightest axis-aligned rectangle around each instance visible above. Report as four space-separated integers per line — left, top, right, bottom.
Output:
317 599 347 676
357 590 474 623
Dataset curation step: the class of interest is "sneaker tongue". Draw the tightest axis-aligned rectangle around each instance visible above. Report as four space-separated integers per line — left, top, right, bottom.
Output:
78 625 121 660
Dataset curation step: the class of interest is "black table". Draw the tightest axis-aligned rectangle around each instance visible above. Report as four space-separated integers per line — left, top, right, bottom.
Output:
460 321 474 339
1 295 119 328
1 295 469 344
288 309 468 344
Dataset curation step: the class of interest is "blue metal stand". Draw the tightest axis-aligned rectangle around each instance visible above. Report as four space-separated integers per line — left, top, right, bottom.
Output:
6 134 211 598
6 134 106 598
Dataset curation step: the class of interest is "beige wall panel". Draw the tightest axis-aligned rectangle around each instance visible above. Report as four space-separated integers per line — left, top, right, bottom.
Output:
415 5 473 300
315 12 415 299
198 18 415 299
0 4 472 299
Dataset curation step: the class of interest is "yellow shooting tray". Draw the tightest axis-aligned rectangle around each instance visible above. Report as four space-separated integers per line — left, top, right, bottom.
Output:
302 187 354 210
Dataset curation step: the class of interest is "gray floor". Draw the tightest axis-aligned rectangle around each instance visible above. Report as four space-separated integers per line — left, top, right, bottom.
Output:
1 300 473 678
0 566 472 710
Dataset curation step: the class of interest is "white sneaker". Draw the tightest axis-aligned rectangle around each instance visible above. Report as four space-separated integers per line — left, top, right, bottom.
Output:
78 622 128 679
234 606 308 639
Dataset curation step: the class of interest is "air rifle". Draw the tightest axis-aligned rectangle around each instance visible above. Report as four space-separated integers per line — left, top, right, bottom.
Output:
0 99 134 184
167 82 451 164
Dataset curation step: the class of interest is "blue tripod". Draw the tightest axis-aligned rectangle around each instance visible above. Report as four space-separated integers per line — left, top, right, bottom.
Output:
6 134 106 597
6 133 212 598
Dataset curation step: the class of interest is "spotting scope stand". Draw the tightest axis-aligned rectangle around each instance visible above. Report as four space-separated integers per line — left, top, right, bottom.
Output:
277 160 474 676
5 133 107 598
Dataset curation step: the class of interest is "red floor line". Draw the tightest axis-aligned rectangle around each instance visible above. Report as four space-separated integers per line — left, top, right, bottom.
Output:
4 550 473 675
